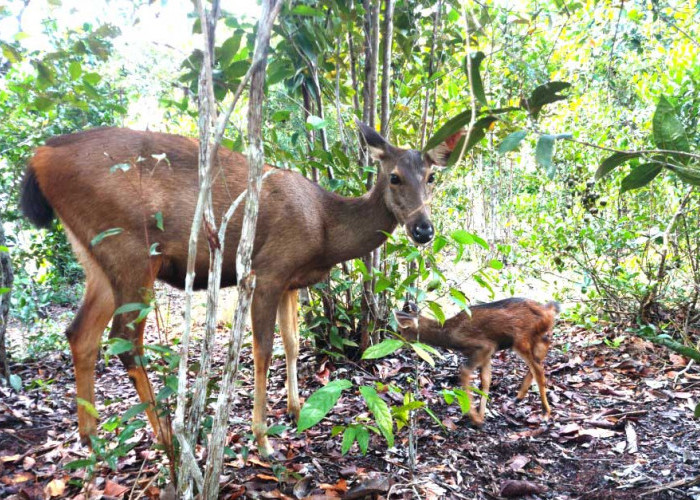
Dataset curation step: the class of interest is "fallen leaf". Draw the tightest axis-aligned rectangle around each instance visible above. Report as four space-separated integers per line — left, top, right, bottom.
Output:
508 454 530 472
104 479 129 498
44 478 66 497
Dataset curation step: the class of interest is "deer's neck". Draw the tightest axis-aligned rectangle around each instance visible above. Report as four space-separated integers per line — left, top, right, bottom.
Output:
411 316 454 348
322 173 397 264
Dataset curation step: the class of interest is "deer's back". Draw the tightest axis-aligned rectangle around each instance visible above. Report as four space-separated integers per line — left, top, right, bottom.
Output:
29 128 328 289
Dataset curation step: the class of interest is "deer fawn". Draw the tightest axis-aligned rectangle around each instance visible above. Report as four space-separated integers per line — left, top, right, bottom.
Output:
394 298 559 426
20 121 463 455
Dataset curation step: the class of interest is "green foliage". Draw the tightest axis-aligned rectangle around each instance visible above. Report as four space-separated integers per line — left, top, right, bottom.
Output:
297 379 352 432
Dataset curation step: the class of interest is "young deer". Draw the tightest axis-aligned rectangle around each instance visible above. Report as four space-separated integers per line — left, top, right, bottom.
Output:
20 121 463 455
394 298 559 426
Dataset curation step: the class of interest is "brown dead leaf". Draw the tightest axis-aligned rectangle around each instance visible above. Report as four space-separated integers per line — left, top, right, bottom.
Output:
256 473 279 482
0 454 21 463
441 417 458 431
22 456 35 470
579 428 617 439
248 457 272 468
104 479 129 498
44 478 66 498
669 354 687 367
508 454 530 472
1 471 34 485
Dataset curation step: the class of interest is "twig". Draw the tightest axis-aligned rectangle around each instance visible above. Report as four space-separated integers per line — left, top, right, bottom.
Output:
641 474 700 497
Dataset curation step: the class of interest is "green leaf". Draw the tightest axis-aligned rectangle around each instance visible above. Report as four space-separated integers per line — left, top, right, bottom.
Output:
595 152 643 180
498 130 527 154
341 426 357 455
374 275 392 294
77 397 99 418
449 288 468 310
271 110 291 122
488 259 504 270
653 96 690 162
356 426 370 454
423 109 473 152
90 227 123 247
34 61 55 85
153 211 164 231
359 386 393 448
667 165 700 186
33 96 54 111
297 379 352 432
82 72 102 85
427 301 445 325
410 342 435 367
306 115 327 130
114 302 149 316
445 116 499 166
620 163 663 193
695 402 700 419
0 287 9 295
466 51 487 106
266 424 287 436
535 135 556 177
292 5 325 16
432 235 448 253
68 60 82 80
122 402 150 421
219 33 243 68
451 229 474 245
65 458 96 470
9 373 21 391
443 389 471 414
106 338 134 356
362 339 403 360
524 81 571 117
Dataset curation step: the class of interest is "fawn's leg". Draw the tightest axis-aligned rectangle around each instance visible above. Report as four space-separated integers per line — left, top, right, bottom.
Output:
251 284 283 457
459 365 481 426
277 289 300 420
65 234 115 444
516 370 534 400
478 357 493 419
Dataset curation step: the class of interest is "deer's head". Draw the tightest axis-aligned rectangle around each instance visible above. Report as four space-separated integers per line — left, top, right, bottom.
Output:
357 120 463 245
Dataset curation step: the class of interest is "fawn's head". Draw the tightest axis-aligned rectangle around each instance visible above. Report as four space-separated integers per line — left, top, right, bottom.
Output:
393 301 421 340
357 121 464 245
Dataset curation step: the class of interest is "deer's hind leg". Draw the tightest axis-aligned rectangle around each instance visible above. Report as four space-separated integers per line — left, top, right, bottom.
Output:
277 289 300 420
515 347 551 418
64 228 116 444
107 256 170 445
460 343 495 427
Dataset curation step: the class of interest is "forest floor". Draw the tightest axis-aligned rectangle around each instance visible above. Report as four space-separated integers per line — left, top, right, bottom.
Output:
1 293 699 500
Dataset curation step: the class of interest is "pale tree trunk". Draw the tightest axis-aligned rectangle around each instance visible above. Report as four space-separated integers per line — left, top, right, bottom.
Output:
202 1 281 498
174 0 280 497
0 223 12 382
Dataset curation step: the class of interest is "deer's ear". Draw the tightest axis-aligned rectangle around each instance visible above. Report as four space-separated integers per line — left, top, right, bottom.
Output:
425 130 466 166
393 310 419 329
356 119 393 161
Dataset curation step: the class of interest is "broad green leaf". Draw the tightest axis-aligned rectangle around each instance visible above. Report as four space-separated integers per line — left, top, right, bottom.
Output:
297 379 352 431
271 110 291 122
620 163 663 193
427 301 445 325
219 32 243 68
68 60 82 80
106 338 134 356
306 115 327 130
341 426 357 455
695 402 700 419
65 458 96 470
446 116 498 166
359 386 393 448
374 275 392 294
153 211 164 231
77 398 99 418
466 51 487 106
410 342 435 367
0 287 9 295
9 373 21 391
356 426 370 454
33 96 54 111
35 61 55 85
362 339 403 360
596 152 643 180
488 259 504 270
535 135 556 177
90 228 123 247
423 109 473 152
265 424 287 436
449 288 468 310
667 165 700 186
524 81 571 118
292 5 324 16
83 72 101 85
122 402 150 421
114 302 149 316
432 235 448 253
498 130 527 154
653 96 689 162
451 229 474 245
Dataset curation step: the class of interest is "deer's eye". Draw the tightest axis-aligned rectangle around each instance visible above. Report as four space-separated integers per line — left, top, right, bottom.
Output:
390 173 401 185
427 173 436 184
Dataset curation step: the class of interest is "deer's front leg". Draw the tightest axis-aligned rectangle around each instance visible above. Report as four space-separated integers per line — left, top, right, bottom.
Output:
277 289 300 420
251 285 283 457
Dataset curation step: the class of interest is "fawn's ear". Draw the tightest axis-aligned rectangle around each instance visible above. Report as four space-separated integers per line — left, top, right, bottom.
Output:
393 310 419 329
425 130 466 166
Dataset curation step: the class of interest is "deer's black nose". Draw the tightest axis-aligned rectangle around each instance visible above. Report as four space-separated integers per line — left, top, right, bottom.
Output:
411 221 434 244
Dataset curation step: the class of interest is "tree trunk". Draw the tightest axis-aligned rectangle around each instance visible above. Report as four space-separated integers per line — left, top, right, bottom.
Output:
0 223 12 382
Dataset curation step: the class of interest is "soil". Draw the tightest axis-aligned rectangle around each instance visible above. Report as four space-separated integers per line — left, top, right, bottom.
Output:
1 290 699 499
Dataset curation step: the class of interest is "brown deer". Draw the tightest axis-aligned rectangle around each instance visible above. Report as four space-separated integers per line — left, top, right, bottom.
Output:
394 298 559 426
20 121 463 455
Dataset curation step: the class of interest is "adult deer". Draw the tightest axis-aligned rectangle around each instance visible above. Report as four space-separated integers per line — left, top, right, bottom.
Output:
20 121 461 455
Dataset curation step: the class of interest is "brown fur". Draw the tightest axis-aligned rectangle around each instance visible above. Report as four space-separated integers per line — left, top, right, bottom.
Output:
20 124 462 455
394 298 559 426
